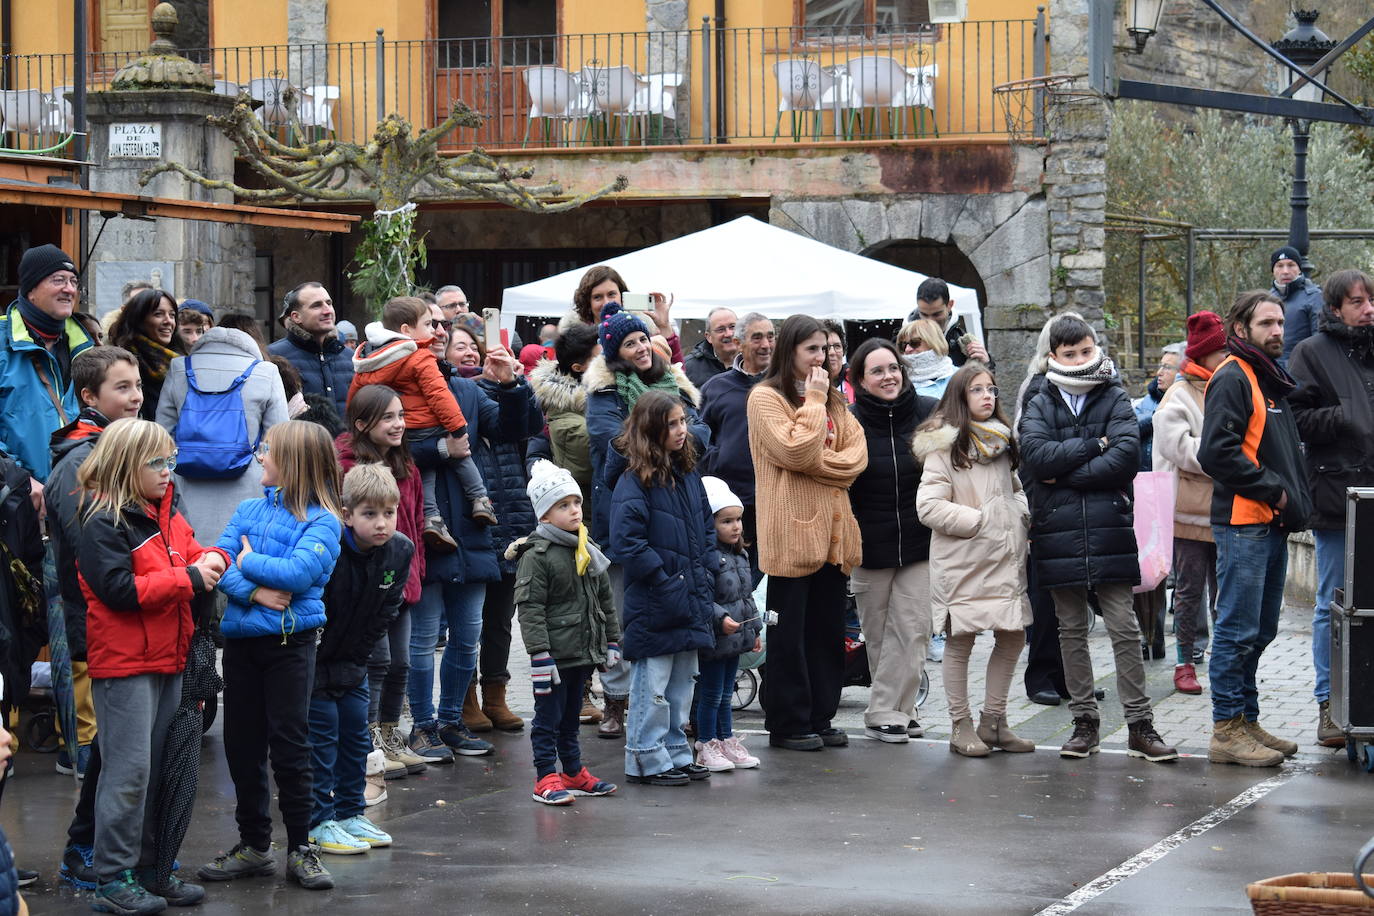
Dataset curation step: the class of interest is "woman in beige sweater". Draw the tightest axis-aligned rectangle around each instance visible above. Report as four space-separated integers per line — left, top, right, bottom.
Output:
747 315 867 752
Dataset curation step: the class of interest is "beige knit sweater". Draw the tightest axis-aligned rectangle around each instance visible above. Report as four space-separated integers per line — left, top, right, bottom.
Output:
747 384 868 577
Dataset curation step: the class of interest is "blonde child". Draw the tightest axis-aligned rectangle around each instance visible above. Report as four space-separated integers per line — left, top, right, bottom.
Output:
198 421 342 891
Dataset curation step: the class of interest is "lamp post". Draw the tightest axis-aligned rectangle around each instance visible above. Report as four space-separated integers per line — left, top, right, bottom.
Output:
1125 0 1166 54
1272 10 1337 276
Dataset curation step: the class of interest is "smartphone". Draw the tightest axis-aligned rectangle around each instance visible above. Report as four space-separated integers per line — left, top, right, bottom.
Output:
482 308 501 351
622 291 651 313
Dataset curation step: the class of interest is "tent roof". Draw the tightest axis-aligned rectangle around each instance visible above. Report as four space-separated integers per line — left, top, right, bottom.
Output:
500 216 978 329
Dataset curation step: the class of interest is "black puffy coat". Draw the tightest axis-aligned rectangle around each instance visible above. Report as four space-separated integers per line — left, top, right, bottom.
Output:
316 532 412 694
1019 378 1142 590
1288 317 1374 530
702 545 763 662
475 376 546 574
848 387 938 569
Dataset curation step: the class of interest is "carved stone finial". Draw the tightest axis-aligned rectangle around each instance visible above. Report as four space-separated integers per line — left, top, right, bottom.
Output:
149 2 179 52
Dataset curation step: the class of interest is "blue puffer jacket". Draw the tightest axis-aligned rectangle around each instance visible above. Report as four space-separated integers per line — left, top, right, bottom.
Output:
267 325 354 418
0 823 17 916
216 487 342 639
609 459 716 661
475 376 545 575
702 544 763 662
413 370 542 585
0 302 92 480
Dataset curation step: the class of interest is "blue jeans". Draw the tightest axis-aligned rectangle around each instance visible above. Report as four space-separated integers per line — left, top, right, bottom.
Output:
308 682 370 827
1312 527 1344 703
1211 524 1288 722
696 655 739 741
530 665 590 779
407 581 487 728
625 651 698 777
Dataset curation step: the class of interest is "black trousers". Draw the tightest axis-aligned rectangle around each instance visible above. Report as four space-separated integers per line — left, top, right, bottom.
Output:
223 632 317 851
1023 551 1068 699
761 564 847 736
530 665 590 779
66 737 103 846
742 504 762 588
479 572 516 685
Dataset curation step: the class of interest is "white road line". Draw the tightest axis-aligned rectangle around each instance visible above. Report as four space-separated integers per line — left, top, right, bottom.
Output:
1035 765 1307 915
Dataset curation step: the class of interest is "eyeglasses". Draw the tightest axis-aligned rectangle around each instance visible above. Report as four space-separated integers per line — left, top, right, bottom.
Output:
969 385 1000 398
434 319 453 330
145 453 177 472
254 441 270 462
823 344 845 353
45 274 79 290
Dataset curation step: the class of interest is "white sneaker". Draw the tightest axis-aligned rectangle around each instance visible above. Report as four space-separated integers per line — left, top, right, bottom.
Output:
718 736 760 769
695 739 735 772
927 634 946 663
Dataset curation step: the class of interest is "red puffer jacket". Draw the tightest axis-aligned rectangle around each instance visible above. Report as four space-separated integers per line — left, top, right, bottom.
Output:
77 484 228 678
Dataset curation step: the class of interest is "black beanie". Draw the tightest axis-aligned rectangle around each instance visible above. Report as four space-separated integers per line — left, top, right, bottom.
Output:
18 244 77 297
1270 246 1302 269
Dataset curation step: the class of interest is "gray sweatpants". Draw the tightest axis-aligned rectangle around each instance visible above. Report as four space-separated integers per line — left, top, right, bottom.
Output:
1052 583 1153 724
92 673 182 880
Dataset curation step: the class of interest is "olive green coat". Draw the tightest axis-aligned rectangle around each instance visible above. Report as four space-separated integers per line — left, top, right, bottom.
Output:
512 534 621 668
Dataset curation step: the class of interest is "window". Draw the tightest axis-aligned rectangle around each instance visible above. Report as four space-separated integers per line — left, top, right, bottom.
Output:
434 0 556 68
800 0 930 33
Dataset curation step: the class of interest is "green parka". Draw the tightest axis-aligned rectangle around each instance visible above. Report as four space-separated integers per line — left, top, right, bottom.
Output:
511 534 620 668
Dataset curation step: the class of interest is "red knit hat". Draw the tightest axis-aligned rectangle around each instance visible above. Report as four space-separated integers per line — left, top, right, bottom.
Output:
1185 311 1226 362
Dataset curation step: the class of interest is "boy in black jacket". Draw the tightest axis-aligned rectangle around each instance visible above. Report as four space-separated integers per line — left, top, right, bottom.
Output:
307 464 413 862
1019 317 1177 764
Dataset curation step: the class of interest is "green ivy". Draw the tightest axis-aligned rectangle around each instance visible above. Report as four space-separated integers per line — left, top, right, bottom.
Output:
348 208 429 316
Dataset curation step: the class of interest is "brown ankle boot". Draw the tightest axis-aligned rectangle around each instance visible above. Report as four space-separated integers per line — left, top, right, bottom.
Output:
480 682 524 732
579 681 603 725
598 697 626 739
949 717 990 757
464 681 493 733
976 712 1035 753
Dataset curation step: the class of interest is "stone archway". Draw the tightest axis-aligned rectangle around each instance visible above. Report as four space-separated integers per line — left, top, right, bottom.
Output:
864 238 990 317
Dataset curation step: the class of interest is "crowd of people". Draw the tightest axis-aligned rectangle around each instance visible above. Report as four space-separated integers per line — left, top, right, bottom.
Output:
0 239 1358 913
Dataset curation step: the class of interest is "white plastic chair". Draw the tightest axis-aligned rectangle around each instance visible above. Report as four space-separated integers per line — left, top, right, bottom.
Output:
899 64 939 136
46 86 73 134
0 89 51 145
628 72 684 142
520 66 590 147
845 55 911 137
212 79 240 98
298 84 340 134
247 76 294 128
580 65 647 144
772 59 835 141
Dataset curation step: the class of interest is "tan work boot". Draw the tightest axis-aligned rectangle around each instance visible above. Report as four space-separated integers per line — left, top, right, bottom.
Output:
379 722 430 774
463 681 493 733
1209 715 1284 767
1317 701 1345 748
949 717 990 757
369 724 408 780
977 712 1035 753
598 697 626 739
1245 719 1298 758
579 681 603 725
480 682 525 732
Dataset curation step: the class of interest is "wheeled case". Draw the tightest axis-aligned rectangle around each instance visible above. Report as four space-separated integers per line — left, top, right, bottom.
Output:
1331 488 1374 768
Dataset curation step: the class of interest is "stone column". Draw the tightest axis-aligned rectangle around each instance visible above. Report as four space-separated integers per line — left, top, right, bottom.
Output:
287 0 329 93
645 0 690 141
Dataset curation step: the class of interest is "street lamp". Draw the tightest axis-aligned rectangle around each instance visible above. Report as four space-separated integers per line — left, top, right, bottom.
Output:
1125 0 1166 53
1272 9 1337 275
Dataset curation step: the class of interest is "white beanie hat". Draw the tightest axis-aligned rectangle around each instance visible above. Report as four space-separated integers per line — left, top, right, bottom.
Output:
527 459 582 521
702 476 742 516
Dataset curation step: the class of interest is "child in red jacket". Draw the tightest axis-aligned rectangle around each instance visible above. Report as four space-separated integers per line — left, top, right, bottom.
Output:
347 296 496 548
75 418 229 913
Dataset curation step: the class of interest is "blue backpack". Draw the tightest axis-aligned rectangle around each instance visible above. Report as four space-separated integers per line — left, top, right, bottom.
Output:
174 358 260 480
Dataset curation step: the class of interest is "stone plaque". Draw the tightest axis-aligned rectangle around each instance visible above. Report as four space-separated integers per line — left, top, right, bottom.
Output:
92 261 175 317
109 122 163 158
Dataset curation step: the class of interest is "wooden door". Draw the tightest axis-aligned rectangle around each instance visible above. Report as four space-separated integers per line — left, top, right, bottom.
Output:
99 0 151 56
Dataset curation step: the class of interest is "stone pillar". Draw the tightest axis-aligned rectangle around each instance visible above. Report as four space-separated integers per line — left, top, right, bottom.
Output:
645 0 690 141
287 0 329 92
1045 0 1110 331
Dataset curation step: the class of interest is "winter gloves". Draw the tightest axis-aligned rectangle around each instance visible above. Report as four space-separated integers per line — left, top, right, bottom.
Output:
604 643 622 670
531 651 561 696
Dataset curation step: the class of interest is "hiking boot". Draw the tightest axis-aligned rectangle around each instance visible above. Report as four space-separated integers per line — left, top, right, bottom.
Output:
977 712 1036 753
197 844 276 881
1060 716 1100 759
481 682 525 732
1127 719 1179 763
865 724 909 744
60 842 96 890
369 725 408 780
949 717 990 757
308 820 369 856
470 496 498 526
1173 664 1202 695
438 721 493 756
91 869 166 915
139 872 205 907
562 766 617 796
578 681 603 725
1318 700 1346 748
423 516 458 554
408 722 455 764
598 697 626 739
1245 719 1298 757
337 815 392 848
719 736 760 769
1209 715 1284 767
56 743 91 779
285 846 333 890
379 722 429 774
463 681 493 733
695 739 736 772
532 773 574 805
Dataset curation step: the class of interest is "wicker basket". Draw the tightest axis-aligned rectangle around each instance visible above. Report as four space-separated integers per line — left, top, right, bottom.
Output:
1248 873 1374 914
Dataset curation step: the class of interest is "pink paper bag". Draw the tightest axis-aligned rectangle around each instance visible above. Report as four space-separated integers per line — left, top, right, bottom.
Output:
1132 471 1175 594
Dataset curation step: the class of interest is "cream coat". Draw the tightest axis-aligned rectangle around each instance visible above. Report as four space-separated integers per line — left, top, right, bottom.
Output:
913 422 1031 637
1151 371 1214 543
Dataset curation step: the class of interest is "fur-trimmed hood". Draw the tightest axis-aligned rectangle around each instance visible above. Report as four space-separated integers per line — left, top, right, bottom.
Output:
910 420 957 461
911 418 1013 465
528 359 587 418
558 308 590 335
352 321 419 374
581 354 701 407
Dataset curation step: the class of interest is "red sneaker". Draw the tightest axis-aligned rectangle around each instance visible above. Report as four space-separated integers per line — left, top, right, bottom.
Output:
532 773 574 806
561 767 617 797
1173 664 1202 695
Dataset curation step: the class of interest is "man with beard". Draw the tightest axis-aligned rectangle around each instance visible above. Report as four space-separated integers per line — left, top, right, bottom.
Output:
1270 246 1324 363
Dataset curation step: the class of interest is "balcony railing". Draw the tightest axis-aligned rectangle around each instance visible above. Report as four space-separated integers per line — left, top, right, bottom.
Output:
0 17 1043 155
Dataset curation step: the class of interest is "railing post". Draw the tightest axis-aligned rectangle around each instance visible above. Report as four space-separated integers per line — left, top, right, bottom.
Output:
1033 6 1046 138
700 16 712 145
376 28 385 123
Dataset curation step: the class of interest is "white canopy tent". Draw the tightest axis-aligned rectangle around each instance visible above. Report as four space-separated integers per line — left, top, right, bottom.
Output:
499 216 982 339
